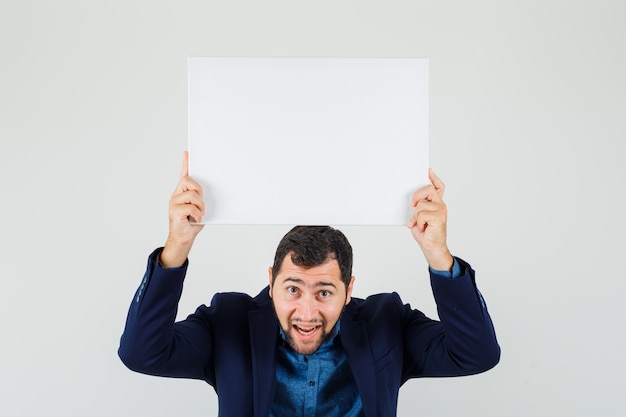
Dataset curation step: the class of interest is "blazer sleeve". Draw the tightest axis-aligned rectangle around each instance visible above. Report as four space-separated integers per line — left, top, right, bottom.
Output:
401 257 500 380
118 248 216 383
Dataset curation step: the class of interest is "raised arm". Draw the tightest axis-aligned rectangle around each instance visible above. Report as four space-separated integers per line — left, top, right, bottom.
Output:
404 169 500 377
118 152 213 380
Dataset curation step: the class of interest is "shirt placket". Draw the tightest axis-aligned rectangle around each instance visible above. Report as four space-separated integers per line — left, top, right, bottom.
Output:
303 355 320 417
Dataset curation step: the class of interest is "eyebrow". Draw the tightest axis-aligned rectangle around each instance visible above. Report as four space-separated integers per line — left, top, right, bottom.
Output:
283 277 337 289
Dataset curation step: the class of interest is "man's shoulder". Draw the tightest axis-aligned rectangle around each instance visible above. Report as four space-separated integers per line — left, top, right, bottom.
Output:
346 292 404 317
209 286 272 309
341 292 410 344
350 291 402 305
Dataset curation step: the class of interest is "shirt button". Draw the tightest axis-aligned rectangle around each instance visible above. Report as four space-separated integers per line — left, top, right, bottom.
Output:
309 381 315 387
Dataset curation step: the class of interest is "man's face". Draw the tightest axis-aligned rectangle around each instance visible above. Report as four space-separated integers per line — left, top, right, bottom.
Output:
268 253 354 355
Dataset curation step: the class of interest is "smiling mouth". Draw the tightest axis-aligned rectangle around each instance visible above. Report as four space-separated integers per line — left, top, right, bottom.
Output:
293 325 321 336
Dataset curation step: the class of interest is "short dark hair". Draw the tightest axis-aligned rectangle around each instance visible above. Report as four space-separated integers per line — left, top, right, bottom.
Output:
272 226 353 289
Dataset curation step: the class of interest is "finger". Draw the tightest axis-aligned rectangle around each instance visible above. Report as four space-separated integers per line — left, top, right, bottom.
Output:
180 151 189 178
407 201 445 229
408 207 432 232
171 203 204 224
171 190 206 214
409 205 446 233
429 168 445 198
410 185 443 206
170 190 205 218
407 200 431 228
174 176 204 197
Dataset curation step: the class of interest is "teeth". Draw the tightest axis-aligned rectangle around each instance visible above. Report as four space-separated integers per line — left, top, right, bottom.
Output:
295 325 318 335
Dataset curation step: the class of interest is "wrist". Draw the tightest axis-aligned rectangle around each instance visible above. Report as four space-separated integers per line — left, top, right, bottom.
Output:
160 240 192 268
425 250 454 272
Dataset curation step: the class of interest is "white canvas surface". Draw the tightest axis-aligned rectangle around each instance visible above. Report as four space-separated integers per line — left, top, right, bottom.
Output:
188 57 429 225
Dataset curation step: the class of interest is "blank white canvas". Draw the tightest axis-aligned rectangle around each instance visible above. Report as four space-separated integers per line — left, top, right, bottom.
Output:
188 57 429 225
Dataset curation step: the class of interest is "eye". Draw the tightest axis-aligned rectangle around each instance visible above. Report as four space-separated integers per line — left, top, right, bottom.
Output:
287 286 299 295
318 290 331 298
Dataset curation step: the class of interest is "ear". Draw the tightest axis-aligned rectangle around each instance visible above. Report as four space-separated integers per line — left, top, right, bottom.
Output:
268 267 273 298
345 276 356 305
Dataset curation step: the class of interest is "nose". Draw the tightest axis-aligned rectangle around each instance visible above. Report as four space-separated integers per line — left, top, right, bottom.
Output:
295 295 318 322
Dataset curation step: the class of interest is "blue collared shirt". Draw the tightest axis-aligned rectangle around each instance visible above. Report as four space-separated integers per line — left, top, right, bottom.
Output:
271 322 364 417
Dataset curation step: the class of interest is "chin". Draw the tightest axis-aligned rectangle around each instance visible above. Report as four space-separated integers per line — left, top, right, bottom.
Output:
283 325 333 355
290 340 323 355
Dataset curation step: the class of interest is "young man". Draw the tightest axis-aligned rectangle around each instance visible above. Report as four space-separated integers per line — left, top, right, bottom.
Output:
119 153 500 417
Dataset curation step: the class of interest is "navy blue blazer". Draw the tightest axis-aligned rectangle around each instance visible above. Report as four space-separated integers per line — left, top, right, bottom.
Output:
119 249 500 417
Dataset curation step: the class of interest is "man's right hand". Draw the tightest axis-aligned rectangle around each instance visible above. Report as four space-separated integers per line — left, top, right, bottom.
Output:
160 151 205 268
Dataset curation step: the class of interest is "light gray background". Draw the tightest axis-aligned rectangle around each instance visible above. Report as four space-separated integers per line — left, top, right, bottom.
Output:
1 1 624 416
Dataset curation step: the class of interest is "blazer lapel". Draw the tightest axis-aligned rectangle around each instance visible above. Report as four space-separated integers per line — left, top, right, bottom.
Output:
341 306 378 417
248 296 279 417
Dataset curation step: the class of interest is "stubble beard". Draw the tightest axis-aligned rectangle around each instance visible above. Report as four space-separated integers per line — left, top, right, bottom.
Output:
282 319 336 355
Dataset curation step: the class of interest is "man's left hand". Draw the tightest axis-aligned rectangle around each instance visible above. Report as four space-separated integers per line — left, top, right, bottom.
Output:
407 169 454 271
